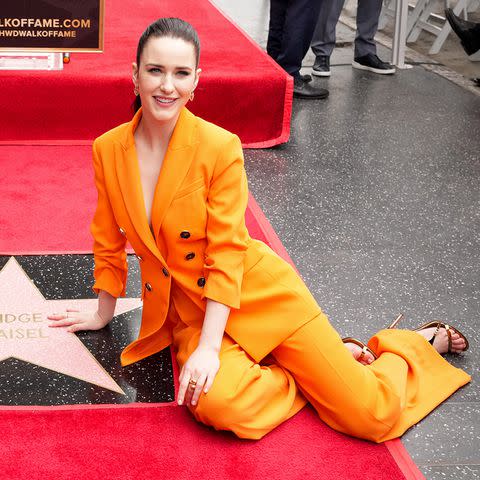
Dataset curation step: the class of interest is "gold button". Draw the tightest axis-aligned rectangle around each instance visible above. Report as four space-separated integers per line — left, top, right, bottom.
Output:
162 267 169 277
197 277 206 287
135 254 143 261
119 227 126 236
185 252 195 260
180 231 191 239
145 282 152 291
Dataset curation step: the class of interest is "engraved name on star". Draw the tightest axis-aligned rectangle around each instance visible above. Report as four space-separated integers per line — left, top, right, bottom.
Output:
0 257 141 394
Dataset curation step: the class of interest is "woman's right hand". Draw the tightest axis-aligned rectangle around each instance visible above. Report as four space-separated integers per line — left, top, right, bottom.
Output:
47 309 110 333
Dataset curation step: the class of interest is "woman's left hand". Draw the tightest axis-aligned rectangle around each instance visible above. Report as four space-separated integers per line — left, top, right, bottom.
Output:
177 345 220 407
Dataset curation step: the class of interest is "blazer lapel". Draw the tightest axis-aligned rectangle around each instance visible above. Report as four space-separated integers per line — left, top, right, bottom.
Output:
115 109 164 261
151 108 199 239
115 107 198 259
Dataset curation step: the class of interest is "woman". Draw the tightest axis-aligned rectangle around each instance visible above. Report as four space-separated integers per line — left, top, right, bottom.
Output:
48 18 470 442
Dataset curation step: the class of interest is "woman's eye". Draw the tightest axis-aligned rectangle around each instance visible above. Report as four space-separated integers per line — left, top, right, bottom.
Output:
177 71 190 76
149 68 161 73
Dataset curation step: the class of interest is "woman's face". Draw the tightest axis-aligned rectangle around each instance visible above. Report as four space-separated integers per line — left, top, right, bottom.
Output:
133 36 200 124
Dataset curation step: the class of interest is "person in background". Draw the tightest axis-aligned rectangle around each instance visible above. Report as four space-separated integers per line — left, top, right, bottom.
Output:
310 0 395 77
445 8 480 56
445 9 480 87
267 0 330 99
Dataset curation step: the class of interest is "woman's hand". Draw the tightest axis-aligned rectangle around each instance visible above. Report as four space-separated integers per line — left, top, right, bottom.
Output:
177 345 220 407
47 309 109 333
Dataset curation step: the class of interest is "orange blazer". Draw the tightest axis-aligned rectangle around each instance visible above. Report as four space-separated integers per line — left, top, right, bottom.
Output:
91 107 321 366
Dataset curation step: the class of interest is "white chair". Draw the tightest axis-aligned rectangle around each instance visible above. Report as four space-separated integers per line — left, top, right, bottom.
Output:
379 0 479 55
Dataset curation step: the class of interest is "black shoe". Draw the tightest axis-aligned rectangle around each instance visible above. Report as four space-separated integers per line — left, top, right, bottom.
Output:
352 53 396 74
312 55 331 77
445 8 480 56
300 73 313 83
293 76 329 99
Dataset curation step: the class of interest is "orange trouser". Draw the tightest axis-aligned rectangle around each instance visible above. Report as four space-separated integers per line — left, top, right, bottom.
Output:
172 312 470 442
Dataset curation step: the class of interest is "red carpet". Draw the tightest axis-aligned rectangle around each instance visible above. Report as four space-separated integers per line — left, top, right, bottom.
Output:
1 404 416 480
0 145 94 255
0 0 292 148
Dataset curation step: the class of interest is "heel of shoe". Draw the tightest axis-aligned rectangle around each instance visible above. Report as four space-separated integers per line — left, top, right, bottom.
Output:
387 313 404 329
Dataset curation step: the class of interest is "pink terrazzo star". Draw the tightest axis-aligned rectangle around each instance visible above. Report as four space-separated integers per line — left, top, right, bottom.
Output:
0 257 142 394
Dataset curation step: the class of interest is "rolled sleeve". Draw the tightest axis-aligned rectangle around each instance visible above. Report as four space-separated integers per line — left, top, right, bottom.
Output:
90 140 128 298
201 135 249 309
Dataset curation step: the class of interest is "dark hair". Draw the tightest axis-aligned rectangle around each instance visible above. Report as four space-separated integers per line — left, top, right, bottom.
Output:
133 17 200 112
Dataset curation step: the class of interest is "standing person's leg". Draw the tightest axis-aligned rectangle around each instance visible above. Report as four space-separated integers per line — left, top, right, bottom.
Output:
272 312 470 442
273 0 329 98
267 0 288 60
311 0 345 76
351 0 395 73
276 0 323 77
354 0 381 57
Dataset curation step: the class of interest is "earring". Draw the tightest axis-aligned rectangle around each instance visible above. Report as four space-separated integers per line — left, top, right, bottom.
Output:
133 85 139 96
189 91 195 102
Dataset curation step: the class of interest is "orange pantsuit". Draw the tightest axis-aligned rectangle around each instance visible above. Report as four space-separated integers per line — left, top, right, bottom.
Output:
91 107 471 442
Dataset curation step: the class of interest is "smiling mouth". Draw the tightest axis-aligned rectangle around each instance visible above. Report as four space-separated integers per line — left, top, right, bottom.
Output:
154 96 177 106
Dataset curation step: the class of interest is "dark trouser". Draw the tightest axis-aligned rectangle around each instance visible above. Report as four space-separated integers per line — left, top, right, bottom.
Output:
311 0 382 58
267 0 323 77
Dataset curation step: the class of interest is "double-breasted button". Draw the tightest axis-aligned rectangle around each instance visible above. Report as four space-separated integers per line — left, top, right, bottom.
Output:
180 230 191 239
197 277 206 287
119 227 126 236
145 282 152 291
162 267 169 277
185 252 195 261
135 254 143 262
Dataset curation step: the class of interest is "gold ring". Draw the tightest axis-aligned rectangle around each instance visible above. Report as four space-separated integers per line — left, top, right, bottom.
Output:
358 347 366 360
188 379 197 389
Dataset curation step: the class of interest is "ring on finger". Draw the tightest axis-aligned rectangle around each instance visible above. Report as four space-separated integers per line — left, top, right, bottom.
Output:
358 347 366 360
188 379 197 390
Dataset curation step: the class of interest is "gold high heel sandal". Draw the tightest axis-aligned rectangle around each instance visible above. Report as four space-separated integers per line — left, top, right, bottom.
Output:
340 314 404 362
387 313 404 329
387 313 469 353
342 337 378 361
414 321 469 353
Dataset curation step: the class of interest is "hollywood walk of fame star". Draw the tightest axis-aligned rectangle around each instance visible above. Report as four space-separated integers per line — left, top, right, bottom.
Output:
0 257 142 394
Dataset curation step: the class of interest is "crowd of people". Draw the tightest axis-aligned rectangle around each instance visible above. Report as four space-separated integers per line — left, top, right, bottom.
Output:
267 1 480 98
267 0 395 99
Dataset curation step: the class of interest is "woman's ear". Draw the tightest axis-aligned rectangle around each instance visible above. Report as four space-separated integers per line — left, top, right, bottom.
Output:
193 68 202 90
132 62 139 86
